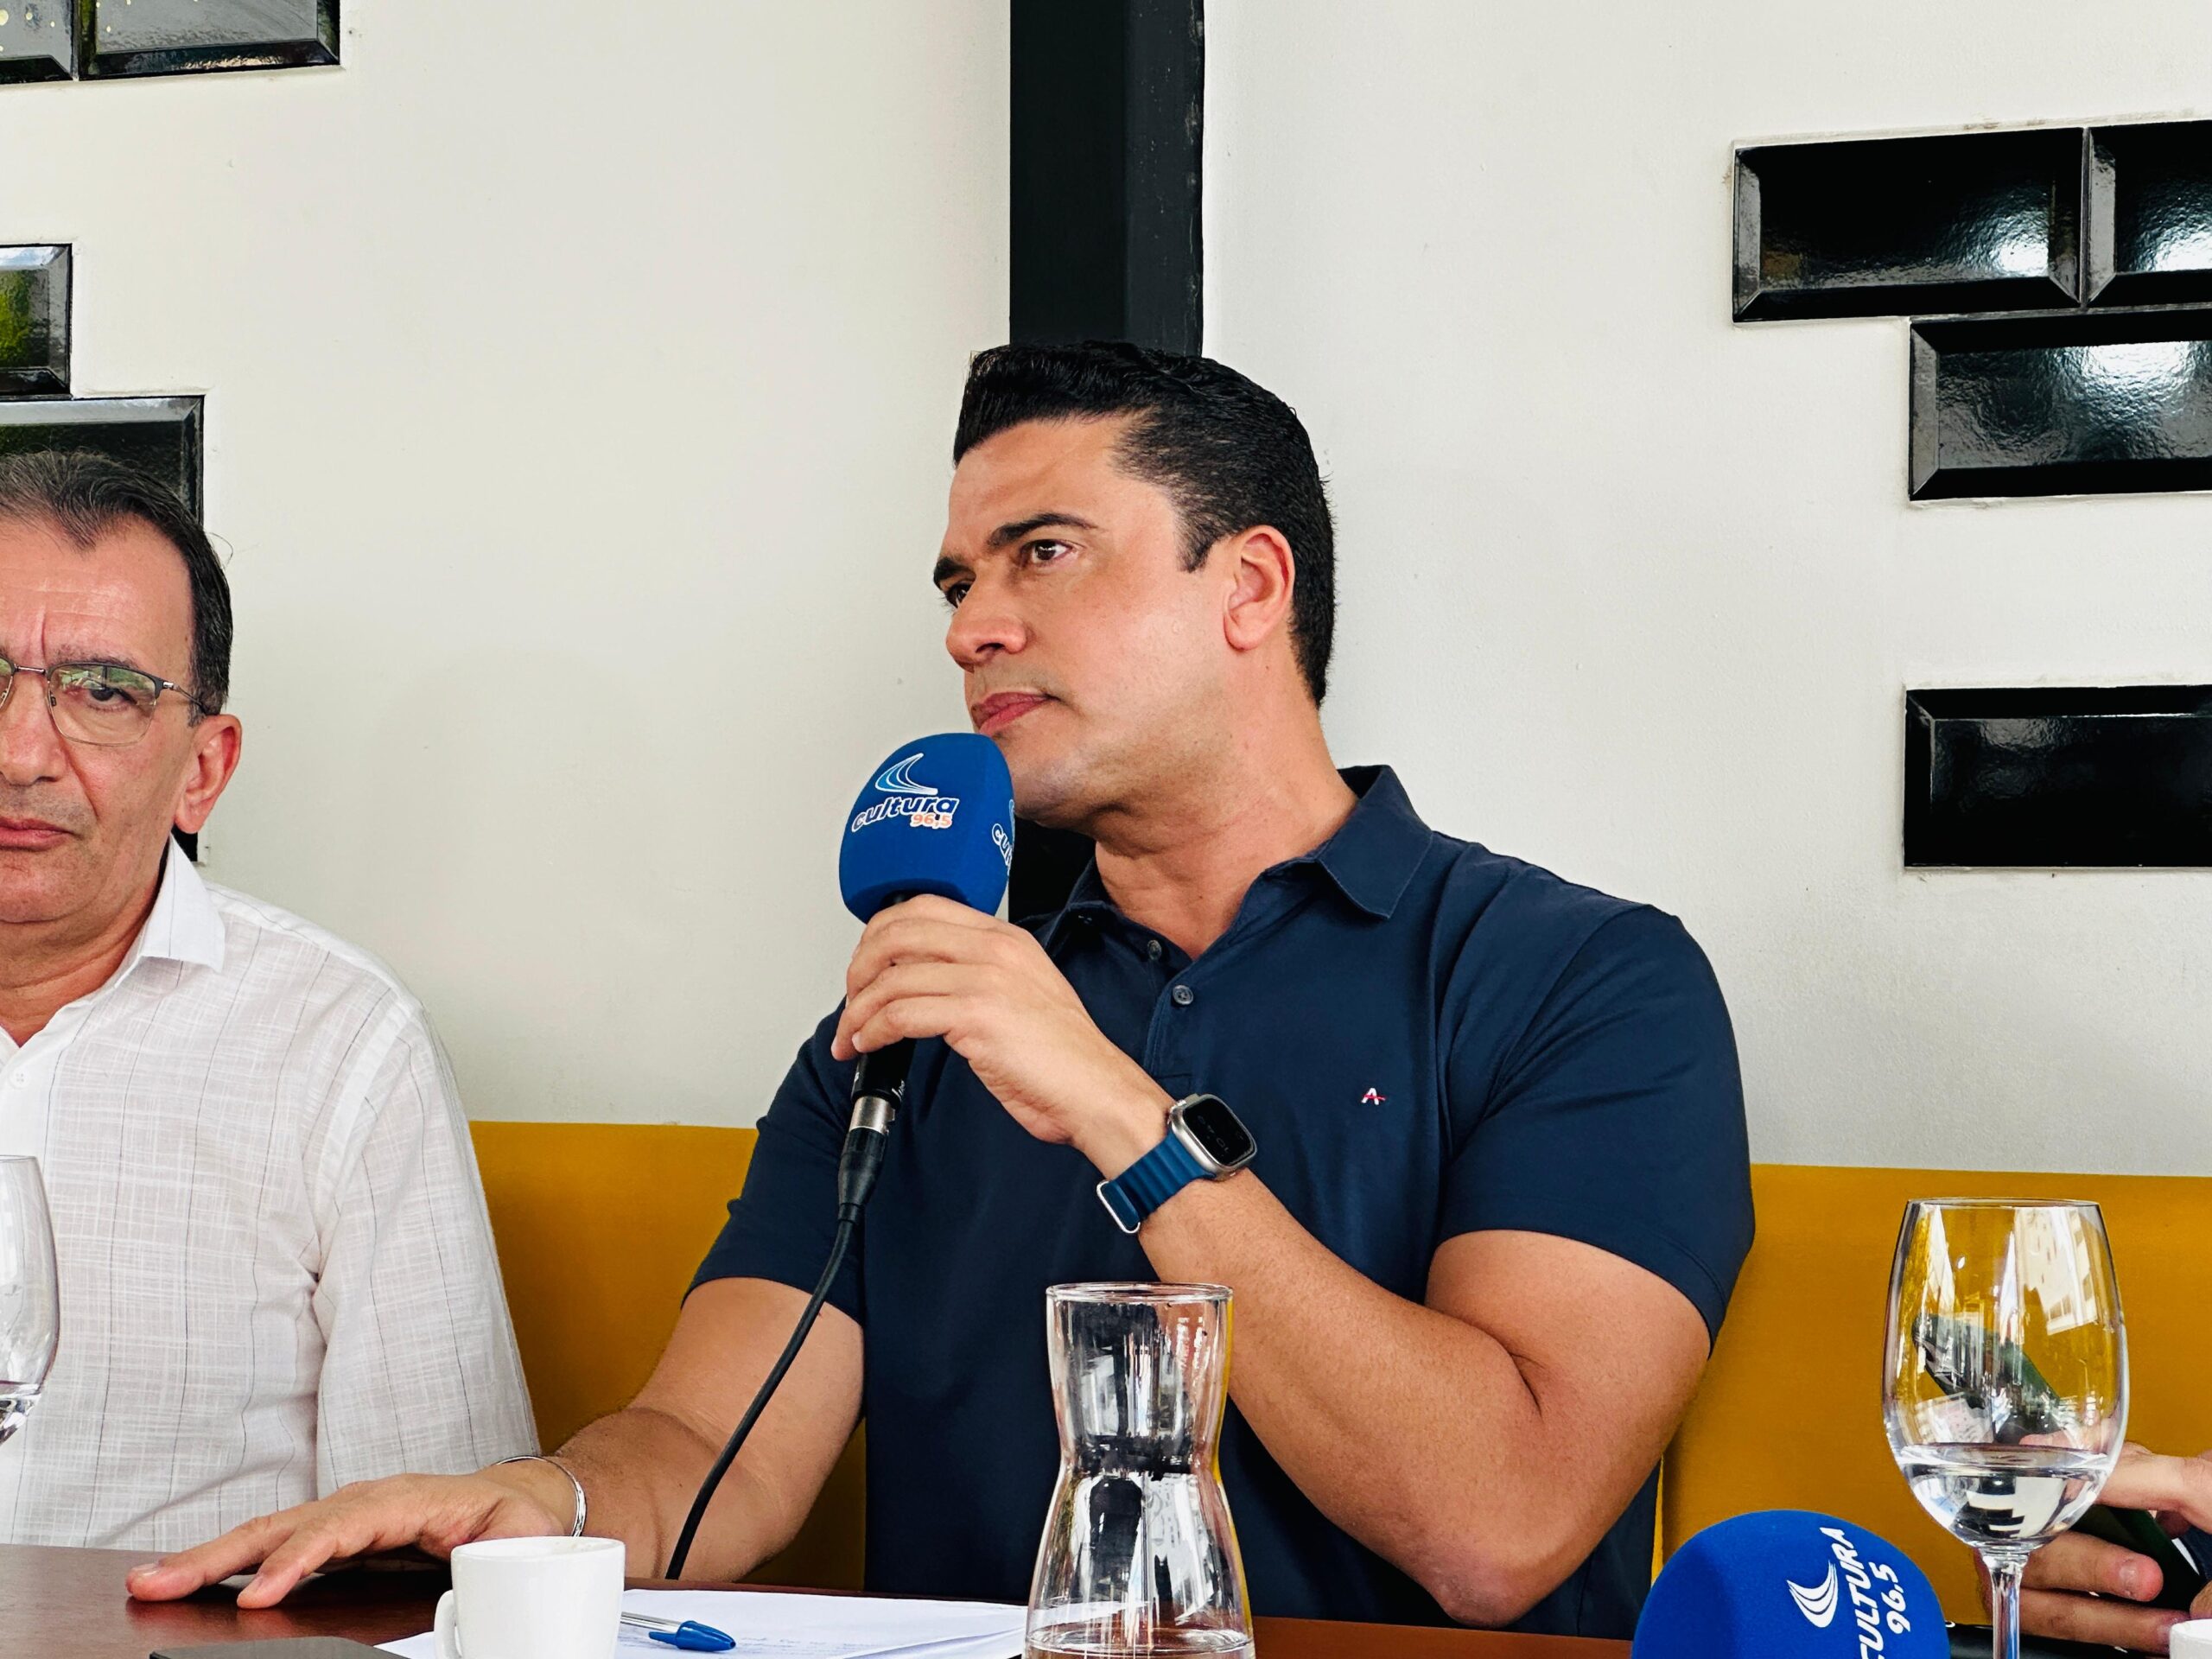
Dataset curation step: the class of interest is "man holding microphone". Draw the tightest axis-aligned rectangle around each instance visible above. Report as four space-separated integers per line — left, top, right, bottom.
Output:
130 342 1754 1637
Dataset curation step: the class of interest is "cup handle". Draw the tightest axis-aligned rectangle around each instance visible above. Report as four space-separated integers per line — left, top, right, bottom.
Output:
434 1587 463 1659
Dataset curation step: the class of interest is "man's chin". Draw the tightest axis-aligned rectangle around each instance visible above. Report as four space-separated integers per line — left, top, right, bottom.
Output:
0 856 91 928
1014 799 1090 836
1008 764 1096 836
0 899 79 927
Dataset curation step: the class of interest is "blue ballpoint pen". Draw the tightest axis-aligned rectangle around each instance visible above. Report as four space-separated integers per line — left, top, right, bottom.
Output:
620 1611 737 1651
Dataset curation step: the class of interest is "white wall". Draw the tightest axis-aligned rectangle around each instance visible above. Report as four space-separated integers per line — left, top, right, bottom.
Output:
0 1 1007 1124
1206 0 2212 1173
12 0 2207 1169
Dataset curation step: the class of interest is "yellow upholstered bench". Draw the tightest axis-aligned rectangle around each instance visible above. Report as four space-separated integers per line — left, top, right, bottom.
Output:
1667 1165 2212 1618
471 1125 2212 1617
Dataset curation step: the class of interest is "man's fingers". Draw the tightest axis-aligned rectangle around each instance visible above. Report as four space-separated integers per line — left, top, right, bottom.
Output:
2096 1450 2212 1531
126 1510 298 1599
238 1501 410 1608
842 995 962 1058
874 895 1001 929
835 963 969 1055
844 926 967 1004
126 1477 525 1609
855 903 1001 963
847 904 1019 995
2020 1586 2187 1651
2025 1531 2163 1601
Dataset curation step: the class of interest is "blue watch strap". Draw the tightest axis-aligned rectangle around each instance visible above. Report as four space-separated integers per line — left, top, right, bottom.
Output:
1097 1128 1210 1234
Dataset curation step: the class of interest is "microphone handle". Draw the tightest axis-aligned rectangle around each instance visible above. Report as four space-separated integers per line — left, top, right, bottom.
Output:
847 889 916 1127
840 1037 908 1217
850 1038 915 1115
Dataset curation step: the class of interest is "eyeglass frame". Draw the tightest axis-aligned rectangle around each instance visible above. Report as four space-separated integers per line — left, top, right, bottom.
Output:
0 652 212 748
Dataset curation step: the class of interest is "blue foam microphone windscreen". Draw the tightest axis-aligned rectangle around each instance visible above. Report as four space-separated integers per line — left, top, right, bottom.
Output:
838 733 1015 923
1633 1510 1948 1659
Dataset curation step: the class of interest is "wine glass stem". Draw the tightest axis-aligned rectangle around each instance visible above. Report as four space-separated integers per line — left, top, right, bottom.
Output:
1985 1549 2030 1659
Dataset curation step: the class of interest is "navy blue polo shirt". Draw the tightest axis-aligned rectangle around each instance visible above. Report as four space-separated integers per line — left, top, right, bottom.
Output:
696 766 1753 1637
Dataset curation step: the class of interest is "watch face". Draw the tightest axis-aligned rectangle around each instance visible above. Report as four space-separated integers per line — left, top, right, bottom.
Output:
1179 1095 1256 1168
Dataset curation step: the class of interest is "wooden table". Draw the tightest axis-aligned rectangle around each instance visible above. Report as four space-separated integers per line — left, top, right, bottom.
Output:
0 1543 1630 1656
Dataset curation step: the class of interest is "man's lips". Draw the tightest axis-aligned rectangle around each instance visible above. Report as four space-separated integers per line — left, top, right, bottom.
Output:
970 693 1051 736
0 817 70 850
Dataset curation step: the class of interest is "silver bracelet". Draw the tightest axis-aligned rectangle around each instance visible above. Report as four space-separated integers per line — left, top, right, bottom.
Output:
493 1452 587 1537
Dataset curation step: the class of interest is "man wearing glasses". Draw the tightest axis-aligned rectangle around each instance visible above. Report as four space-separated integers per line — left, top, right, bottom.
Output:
0 450 532 1548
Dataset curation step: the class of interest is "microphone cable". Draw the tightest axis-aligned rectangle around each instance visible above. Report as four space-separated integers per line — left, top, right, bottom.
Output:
662 1086 896 1580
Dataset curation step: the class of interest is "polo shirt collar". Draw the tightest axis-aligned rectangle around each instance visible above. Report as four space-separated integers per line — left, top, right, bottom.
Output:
1036 764 1433 944
1298 765 1433 920
128 838 227 974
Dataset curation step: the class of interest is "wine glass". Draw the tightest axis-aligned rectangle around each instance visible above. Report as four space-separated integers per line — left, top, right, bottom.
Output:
1884 1199 2126 1659
0 1158 60 1447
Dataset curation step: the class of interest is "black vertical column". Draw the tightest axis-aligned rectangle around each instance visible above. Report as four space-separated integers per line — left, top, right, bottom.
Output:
1005 0 1204 918
1009 0 1202 353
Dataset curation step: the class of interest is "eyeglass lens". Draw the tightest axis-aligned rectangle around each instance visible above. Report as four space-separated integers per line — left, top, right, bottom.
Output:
0 658 167 747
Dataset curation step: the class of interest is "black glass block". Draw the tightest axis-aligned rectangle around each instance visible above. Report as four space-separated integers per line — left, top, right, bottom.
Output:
1910 308 2212 499
2088 122 2212 307
0 0 74 82
0 247 67 395
0 397 201 512
1011 0 1203 355
84 0 337 79
1734 129 2084 321
1906 686 2212 868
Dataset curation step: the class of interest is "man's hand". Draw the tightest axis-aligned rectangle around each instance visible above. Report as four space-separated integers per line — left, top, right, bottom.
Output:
2016 1446 2212 1650
124 1466 570 1608
832 896 1169 1174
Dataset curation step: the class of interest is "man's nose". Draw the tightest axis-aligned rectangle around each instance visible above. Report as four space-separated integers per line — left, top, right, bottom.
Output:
0 674 69 787
944 577 1028 669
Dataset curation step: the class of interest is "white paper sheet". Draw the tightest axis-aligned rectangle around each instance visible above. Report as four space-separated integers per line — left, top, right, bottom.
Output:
378 1586 1026 1659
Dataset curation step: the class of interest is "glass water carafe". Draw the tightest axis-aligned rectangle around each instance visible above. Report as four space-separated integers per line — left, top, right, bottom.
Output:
1026 1283 1253 1658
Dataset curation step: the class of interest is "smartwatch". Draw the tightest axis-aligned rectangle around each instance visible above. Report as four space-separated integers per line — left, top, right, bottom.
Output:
1096 1093 1258 1233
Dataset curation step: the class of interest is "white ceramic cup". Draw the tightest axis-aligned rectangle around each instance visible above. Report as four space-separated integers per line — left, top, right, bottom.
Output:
432 1535 624 1659
2171 1620 2212 1659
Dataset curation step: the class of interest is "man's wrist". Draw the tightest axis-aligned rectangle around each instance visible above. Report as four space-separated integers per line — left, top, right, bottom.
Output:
1081 1077 1174 1179
484 1453 586 1535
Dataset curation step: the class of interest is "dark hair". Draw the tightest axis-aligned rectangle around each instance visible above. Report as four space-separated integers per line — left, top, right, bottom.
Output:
954 341 1337 703
0 450 231 715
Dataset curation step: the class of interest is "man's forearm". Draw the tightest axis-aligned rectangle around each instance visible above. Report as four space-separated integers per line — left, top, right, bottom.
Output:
1077 1080 1705 1627
543 1281 865 1585
1131 1169 1567 1618
1078 1091 1569 1600
545 1404 790 1582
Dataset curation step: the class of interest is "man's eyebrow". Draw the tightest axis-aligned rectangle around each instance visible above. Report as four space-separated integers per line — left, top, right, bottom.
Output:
987 512 1098 548
933 512 1103 589
43 645 159 677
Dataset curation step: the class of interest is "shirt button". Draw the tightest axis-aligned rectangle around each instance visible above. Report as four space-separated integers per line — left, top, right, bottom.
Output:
1147 939 1163 962
8 1073 24 1089
1171 984 1194 1007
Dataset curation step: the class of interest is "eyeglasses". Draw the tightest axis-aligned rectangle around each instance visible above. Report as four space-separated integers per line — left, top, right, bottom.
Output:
0 654 207 748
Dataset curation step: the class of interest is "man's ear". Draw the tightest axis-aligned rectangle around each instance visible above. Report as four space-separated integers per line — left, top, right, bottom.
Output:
1221 524 1297 657
174 715 243 836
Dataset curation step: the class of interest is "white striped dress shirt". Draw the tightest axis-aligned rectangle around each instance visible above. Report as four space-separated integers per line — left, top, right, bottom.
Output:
0 840 536 1548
